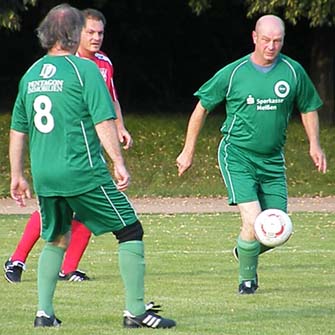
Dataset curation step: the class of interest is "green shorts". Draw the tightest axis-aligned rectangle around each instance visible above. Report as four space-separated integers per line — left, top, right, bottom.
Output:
38 182 138 242
218 139 288 211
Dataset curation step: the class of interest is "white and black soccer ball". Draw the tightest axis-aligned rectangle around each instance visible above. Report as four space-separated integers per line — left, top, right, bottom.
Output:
254 209 293 247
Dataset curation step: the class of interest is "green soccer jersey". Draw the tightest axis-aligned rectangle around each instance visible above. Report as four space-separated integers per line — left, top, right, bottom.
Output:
195 54 323 155
11 55 116 196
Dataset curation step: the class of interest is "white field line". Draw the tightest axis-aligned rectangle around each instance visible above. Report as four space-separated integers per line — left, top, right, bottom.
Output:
95 248 335 255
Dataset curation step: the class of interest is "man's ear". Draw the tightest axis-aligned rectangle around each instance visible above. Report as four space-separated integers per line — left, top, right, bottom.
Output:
252 31 257 44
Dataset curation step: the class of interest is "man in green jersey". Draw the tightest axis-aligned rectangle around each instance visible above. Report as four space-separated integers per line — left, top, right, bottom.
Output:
176 15 327 294
9 4 176 329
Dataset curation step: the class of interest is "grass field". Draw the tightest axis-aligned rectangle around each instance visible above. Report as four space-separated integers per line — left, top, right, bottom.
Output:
1 212 334 334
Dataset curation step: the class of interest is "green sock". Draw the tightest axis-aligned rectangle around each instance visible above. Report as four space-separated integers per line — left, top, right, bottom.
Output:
237 237 260 284
37 244 65 316
259 243 274 255
118 241 146 316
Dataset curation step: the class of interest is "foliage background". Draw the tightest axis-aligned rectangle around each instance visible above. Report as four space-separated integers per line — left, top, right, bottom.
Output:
0 112 334 198
0 0 320 112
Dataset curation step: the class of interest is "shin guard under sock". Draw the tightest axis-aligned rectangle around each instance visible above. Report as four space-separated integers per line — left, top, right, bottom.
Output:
237 237 260 284
37 244 65 316
118 241 146 316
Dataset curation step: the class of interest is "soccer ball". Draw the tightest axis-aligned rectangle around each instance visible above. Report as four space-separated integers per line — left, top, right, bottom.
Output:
254 209 293 247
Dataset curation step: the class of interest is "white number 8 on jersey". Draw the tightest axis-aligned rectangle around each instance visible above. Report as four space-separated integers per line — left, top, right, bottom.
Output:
33 95 54 133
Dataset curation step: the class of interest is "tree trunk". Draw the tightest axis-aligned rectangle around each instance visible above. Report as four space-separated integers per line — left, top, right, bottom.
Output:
309 28 335 125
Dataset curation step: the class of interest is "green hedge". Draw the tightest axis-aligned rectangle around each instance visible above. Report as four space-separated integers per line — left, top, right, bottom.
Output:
1 111 334 198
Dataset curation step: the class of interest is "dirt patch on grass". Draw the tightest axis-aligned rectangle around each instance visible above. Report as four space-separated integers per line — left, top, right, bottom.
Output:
0 196 334 214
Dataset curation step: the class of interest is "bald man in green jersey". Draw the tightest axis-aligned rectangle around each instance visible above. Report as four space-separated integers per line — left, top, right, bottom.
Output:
9 4 175 329
177 15 327 294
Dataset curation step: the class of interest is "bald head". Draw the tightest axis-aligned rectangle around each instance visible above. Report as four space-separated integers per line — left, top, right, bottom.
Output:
251 15 285 66
255 15 285 36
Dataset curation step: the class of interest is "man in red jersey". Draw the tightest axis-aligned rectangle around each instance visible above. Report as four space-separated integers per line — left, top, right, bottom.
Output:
4 8 133 283
77 8 132 149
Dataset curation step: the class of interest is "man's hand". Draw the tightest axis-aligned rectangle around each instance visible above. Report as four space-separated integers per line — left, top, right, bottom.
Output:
10 177 31 207
176 101 207 177
301 111 327 174
118 127 133 150
310 144 327 173
176 151 193 177
114 163 130 191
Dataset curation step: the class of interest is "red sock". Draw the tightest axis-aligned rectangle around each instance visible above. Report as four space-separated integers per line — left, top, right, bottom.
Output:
61 220 91 274
11 210 41 263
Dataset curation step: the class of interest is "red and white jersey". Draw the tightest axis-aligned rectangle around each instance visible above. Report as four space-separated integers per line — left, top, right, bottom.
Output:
77 51 118 102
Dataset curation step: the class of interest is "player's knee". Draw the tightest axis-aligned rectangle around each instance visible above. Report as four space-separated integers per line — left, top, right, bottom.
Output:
113 221 144 243
50 232 71 250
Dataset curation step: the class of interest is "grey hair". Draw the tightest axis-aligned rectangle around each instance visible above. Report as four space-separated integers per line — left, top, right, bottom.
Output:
37 3 84 51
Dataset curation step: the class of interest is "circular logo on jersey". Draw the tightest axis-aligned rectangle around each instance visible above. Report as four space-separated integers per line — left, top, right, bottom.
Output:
274 81 290 98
